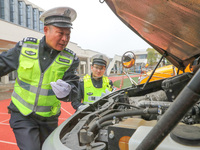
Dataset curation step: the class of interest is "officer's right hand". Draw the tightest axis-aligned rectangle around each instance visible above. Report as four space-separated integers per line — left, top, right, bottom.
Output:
101 89 111 97
50 79 71 98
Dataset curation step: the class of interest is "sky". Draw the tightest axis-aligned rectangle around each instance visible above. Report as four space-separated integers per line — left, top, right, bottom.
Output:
28 0 152 58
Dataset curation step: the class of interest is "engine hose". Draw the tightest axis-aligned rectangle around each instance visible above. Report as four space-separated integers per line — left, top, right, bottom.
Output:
112 102 141 109
100 120 114 128
136 68 200 150
88 108 158 132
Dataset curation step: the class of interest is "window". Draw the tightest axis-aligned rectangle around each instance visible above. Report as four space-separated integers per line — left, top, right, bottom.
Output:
18 1 23 25
39 11 43 32
9 0 14 22
0 0 4 19
26 5 31 28
33 8 37 30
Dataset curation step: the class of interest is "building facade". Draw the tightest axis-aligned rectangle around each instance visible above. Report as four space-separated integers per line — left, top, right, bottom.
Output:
0 0 121 85
0 0 44 31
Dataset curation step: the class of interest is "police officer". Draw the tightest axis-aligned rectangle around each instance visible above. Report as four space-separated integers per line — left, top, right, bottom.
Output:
71 54 114 111
0 7 79 150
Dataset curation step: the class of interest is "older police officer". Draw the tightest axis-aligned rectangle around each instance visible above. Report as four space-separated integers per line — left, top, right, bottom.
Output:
71 54 114 111
0 7 79 150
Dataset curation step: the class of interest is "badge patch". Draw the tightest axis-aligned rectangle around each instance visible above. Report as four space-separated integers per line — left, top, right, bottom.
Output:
87 92 93 96
25 50 36 55
59 58 70 63
23 37 37 43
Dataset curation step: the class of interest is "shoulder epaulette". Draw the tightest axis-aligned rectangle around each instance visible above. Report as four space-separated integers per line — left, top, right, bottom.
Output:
23 37 38 43
64 48 76 56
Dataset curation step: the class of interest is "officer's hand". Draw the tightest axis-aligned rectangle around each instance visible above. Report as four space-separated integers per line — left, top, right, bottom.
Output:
101 89 111 97
50 79 71 98
105 89 111 95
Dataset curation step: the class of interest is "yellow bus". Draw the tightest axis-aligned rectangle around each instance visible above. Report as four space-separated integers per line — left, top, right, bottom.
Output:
138 65 191 84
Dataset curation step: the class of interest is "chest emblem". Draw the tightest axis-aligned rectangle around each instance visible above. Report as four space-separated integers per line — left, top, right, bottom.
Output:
25 50 36 55
87 92 93 96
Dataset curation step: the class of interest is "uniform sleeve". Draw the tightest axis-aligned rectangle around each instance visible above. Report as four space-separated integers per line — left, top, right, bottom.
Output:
109 79 114 91
71 80 84 110
0 42 21 77
57 55 80 103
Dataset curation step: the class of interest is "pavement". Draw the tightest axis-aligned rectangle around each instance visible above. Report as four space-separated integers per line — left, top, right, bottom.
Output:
0 83 14 100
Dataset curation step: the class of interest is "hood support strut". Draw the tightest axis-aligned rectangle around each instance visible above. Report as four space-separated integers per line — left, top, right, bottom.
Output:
142 53 166 89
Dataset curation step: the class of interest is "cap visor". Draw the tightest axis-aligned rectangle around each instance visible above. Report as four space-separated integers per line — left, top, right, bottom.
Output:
48 22 72 28
93 62 106 67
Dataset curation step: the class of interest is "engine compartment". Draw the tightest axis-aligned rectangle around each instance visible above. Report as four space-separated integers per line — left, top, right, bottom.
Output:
59 70 200 150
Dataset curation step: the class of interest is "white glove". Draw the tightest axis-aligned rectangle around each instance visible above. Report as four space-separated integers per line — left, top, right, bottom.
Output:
50 79 71 98
101 89 111 97
77 104 89 112
105 89 111 95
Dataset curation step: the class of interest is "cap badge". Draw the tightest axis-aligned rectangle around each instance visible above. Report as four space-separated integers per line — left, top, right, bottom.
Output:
64 9 71 17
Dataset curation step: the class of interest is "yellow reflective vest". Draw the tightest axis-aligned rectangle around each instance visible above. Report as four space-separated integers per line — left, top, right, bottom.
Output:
83 74 112 104
11 38 74 117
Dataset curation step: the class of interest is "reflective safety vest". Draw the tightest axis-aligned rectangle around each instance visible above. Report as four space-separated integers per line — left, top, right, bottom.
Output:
83 74 112 104
11 38 74 117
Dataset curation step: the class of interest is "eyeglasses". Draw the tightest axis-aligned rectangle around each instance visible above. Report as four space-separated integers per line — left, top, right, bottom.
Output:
93 66 105 71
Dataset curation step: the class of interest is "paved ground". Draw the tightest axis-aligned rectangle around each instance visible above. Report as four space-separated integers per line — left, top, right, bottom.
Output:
0 90 13 100
0 83 14 100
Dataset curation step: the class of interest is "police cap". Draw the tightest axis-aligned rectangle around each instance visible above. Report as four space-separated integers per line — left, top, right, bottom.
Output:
40 7 77 28
91 54 109 67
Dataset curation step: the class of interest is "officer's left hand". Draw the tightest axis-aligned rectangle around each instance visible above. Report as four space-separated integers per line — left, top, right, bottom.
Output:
50 79 71 98
101 89 112 97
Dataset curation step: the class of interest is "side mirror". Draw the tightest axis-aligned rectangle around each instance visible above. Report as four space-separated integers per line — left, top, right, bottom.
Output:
121 51 138 86
122 51 136 68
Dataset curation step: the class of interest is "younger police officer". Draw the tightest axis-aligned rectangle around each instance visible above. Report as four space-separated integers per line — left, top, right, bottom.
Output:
71 54 114 111
0 7 79 150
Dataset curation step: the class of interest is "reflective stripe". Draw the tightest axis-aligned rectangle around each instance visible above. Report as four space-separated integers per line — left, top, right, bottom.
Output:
23 43 39 49
17 77 54 96
88 96 101 101
12 90 52 112
40 88 55 96
17 77 37 92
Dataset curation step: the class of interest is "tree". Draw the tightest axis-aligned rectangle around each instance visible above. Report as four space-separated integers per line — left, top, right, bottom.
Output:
146 48 157 66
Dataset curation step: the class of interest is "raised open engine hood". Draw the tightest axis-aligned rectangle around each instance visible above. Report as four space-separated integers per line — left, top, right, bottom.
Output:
105 0 200 69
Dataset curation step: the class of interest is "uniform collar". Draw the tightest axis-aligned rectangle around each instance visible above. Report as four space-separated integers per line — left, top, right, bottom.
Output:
42 36 60 55
42 36 51 51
